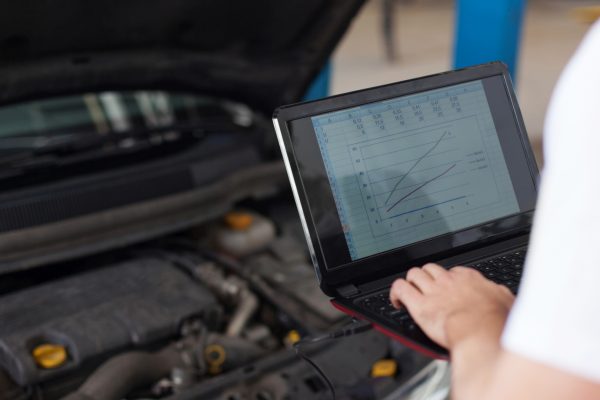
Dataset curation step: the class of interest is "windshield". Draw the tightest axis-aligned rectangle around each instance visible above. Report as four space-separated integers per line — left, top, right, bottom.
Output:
0 91 254 153
0 91 259 190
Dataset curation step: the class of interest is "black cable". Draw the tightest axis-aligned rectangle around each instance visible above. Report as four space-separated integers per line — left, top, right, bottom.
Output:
294 344 337 400
292 319 373 400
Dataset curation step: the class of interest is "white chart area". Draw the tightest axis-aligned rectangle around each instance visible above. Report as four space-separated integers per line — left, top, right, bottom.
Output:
312 81 520 260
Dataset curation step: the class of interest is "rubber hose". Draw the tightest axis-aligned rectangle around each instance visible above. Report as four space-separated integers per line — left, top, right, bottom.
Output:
62 345 183 400
225 289 258 337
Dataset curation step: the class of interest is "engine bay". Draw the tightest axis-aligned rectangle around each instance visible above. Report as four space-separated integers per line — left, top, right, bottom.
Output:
0 1 457 398
0 197 438 400
0 81 450 400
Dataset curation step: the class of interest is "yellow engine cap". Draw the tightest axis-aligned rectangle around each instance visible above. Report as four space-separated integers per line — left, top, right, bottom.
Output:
224 212 253 230
285 330 301 345
204 344 226 375
32 344 67 369
371 359 398 378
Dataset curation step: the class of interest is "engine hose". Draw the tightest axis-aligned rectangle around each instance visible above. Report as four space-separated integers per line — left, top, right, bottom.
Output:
62 344 184 400
225 289 259 337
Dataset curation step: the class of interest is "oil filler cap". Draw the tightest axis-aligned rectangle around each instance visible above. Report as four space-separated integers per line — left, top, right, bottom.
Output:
371 359 398 378
205 344 226 375
284 330 301 346
32 344 67 369
224 212 253 231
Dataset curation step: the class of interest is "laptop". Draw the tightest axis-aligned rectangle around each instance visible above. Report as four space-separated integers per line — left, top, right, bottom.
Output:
272 62 538 359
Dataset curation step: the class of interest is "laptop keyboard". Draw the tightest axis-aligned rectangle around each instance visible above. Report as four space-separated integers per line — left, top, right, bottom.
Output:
355 249 527 330
471 250 525 292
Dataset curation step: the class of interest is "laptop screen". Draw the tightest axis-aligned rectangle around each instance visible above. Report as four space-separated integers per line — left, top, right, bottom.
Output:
283 72 537 271
309 80 519 261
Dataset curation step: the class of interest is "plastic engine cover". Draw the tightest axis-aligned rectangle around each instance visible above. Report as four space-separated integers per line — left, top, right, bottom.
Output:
0 257 220 385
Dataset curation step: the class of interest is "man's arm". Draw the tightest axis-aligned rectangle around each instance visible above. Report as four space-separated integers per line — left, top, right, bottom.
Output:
390 19 600 400
390 265 600 399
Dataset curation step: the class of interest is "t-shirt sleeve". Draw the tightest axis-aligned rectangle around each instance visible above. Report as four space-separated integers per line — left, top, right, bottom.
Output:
501 20 600 383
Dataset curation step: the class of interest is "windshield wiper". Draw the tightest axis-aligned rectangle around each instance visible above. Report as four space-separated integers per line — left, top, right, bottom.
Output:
0 119 249 170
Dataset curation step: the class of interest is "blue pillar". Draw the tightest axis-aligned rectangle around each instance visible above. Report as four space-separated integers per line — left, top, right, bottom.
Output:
304 62 332 101
454 0 526 81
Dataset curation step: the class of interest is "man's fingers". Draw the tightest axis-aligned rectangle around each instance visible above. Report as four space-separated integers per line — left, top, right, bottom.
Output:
390 278 423 309
449 265 476 275
422 263 448 280
406 266 436 293
450 265 487 281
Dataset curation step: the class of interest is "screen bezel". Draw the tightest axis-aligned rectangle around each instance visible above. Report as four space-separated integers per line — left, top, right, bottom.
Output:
273 62 538 291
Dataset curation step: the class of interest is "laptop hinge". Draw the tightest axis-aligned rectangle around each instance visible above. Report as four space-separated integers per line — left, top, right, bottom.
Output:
337 284 360 298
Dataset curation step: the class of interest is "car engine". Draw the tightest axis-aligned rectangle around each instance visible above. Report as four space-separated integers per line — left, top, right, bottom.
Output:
0 201 440 400
0 85 444 400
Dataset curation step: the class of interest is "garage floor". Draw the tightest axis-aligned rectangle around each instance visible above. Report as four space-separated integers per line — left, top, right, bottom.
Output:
332 0 596 166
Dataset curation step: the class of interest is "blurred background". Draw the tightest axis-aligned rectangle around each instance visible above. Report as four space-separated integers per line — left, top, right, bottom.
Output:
326 0 599 165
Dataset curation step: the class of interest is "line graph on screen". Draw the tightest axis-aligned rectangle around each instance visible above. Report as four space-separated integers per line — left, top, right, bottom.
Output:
311 80 521 258
349 119 478 236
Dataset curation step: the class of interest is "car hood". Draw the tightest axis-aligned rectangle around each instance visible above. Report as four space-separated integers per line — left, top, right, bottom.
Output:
0 0 363 114
0 0 365 274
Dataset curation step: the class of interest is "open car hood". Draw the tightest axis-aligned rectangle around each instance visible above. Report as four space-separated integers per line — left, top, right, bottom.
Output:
0 0 365 274
0 0 363 114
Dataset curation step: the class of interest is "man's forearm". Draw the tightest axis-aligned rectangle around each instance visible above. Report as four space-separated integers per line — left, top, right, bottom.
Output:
451 335 502 399
448 314 506 400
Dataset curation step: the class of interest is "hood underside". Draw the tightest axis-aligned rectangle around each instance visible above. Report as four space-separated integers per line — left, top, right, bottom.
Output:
0 0 364 113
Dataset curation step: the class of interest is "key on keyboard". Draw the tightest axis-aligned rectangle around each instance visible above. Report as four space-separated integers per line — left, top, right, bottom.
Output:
356 291 417 330
468 249 526 293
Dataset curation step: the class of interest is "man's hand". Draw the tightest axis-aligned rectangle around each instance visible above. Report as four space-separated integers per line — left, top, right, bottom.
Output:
389 263 515 350
390 266 600 400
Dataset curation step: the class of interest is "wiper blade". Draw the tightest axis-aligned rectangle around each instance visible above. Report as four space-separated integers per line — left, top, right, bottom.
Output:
33 133 105 155
0 119 246 169
31 120 239 153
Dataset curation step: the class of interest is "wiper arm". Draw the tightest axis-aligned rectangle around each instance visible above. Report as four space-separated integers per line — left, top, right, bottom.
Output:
0 119 246 169
31 119 239 154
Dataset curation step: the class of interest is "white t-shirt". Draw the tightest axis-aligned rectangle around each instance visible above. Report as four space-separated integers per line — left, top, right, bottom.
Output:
502 20 600 383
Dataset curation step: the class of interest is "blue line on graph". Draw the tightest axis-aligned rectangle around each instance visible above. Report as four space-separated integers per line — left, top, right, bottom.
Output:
386 195 467 220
